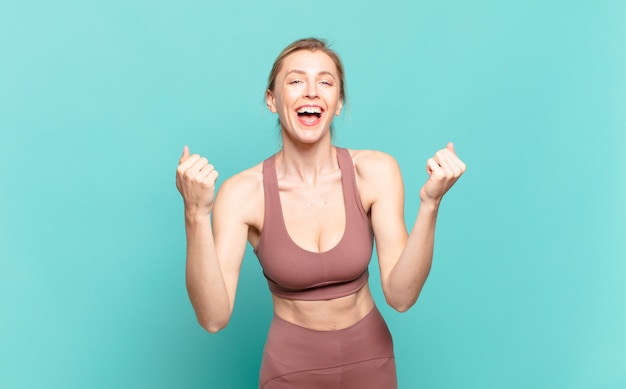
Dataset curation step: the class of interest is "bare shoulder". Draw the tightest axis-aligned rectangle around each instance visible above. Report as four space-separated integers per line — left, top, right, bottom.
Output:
213 162 264 227
346 149 403 211
218 163 263 197
347 149 402 181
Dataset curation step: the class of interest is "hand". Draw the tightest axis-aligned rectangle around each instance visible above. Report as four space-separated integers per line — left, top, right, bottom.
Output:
176 146 219 216
420 142 466 204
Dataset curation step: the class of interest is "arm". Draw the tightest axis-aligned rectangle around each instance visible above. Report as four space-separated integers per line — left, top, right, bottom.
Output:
367 143 466 312
176 146 250 333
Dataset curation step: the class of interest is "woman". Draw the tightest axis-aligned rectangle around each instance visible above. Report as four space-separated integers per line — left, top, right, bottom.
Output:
176 38 466 388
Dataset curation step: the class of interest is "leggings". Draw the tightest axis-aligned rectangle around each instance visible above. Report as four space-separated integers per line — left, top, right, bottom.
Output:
259 306 397 389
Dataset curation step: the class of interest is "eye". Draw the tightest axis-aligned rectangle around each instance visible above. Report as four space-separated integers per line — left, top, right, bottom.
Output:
320 80 333 86
289 79 302 84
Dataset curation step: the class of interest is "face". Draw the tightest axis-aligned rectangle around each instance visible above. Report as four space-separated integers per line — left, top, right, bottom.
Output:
266 50 343 144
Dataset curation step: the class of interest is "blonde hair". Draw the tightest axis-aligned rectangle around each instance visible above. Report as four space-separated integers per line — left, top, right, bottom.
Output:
266 37 347 103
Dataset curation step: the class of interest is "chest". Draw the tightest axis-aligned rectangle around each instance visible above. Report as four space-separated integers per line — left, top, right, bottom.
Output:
278 175 346 253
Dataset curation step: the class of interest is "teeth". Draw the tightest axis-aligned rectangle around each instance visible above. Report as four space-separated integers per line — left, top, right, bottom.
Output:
297 106 322 114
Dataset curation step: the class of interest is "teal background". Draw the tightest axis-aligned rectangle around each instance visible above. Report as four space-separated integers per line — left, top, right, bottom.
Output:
1 0 624 387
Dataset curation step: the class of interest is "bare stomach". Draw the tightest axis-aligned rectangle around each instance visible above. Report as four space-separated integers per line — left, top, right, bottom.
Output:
271 282 376 331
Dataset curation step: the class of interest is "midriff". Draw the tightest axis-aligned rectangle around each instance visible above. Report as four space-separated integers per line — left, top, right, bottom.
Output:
271 282 376 331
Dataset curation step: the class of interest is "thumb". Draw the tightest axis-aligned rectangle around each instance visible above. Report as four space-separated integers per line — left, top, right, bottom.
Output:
180 145 190 163
446 142 455 154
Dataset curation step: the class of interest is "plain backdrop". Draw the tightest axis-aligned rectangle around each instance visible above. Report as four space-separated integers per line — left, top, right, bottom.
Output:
1 1 625 388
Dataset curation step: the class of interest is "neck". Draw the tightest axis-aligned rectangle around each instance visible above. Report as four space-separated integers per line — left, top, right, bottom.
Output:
276 137 337 186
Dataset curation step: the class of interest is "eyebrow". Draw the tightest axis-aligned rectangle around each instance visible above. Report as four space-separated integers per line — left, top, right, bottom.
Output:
286 70 336 78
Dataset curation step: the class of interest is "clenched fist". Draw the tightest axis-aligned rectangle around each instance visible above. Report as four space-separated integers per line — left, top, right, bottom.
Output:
421 142 466 204
176 146 219 216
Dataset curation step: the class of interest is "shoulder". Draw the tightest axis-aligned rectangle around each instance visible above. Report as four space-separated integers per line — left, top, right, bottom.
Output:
346 149 402 181
344 148 403 210
219 162 264 197
213 161 264 225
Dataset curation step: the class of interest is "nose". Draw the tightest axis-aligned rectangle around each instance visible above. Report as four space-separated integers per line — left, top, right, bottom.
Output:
304 82 319 99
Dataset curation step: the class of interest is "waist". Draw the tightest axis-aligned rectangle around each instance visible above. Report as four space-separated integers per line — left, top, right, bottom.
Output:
271 282 375 331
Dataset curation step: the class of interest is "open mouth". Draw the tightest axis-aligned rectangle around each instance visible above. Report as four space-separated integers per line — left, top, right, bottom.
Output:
296 106 323 119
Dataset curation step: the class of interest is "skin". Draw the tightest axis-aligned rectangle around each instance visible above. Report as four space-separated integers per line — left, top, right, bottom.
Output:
175 50 466 333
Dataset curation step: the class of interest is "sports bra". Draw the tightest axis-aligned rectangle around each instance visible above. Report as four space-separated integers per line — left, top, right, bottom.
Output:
253 147 374 301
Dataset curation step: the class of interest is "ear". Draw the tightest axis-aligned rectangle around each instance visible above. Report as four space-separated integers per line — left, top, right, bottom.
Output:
335 99 343 116
266 90 277 113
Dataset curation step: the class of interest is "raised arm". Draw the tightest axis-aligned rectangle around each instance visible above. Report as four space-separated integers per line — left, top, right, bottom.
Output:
366 143 466 312
176 146 251 333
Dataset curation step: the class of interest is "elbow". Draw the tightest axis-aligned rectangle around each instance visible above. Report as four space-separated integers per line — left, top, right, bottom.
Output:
392 303 412 313
383 280 425 313
388 299 416 313
384 291 419 313
197 316 230 334
202 323 226 334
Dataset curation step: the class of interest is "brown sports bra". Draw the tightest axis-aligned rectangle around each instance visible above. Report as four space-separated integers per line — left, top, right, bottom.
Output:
253 147 374 301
